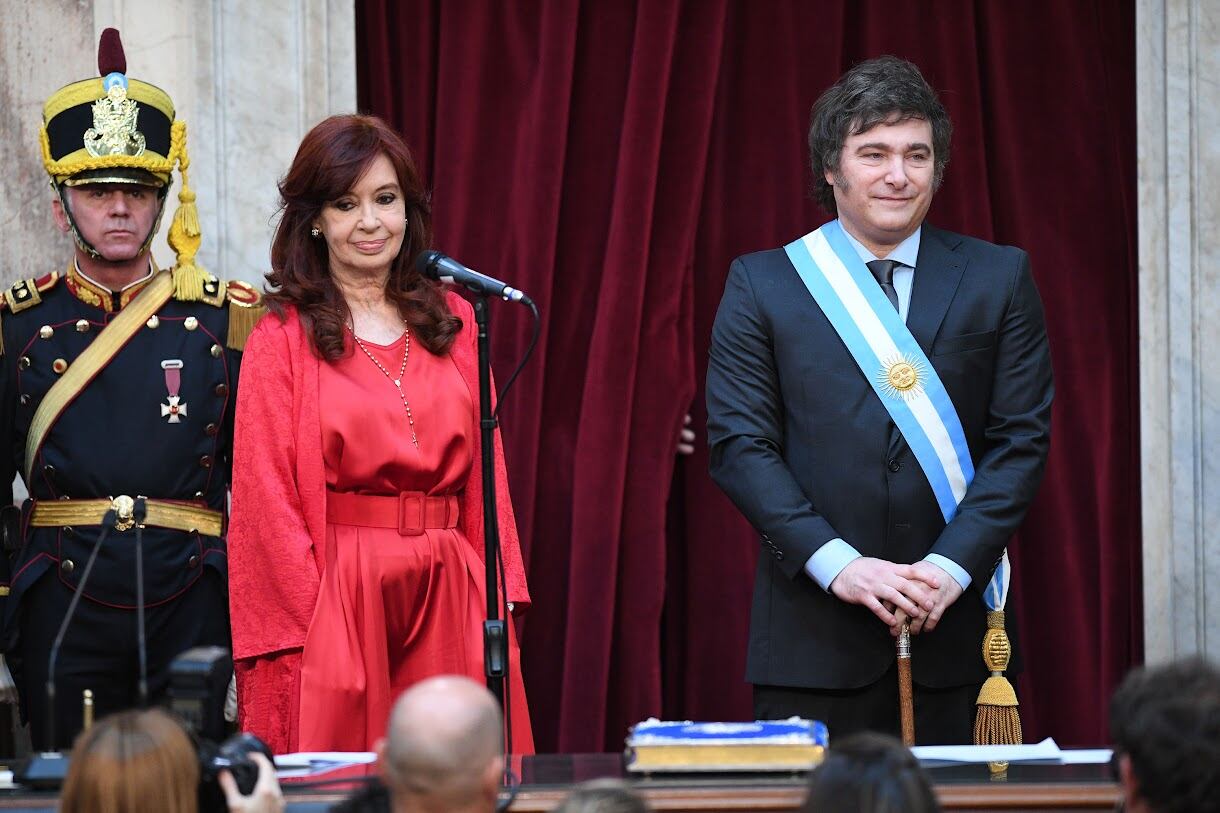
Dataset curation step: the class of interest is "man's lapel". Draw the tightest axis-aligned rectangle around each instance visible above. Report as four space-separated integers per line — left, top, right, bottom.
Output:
888 224 969 460
906 224 968 354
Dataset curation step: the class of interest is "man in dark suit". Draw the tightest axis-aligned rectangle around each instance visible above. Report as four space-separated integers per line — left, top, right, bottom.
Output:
706 56 1052 744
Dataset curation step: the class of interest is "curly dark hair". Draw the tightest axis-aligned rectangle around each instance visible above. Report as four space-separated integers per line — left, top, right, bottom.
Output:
266 114 460 360
802 732 940 813
1109 658 1220 813
808 55 952 215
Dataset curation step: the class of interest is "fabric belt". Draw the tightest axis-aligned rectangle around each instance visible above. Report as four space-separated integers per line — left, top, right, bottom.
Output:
326 490 459 537
29 497 224 536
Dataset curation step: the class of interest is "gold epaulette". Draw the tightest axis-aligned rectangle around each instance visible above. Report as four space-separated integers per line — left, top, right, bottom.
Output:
224 279 265 351
1 272 60 357
171 265 225 307
6 271 61 315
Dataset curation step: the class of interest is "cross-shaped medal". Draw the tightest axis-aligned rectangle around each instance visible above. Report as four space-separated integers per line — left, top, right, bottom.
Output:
161 359 187 423
161 395 188 423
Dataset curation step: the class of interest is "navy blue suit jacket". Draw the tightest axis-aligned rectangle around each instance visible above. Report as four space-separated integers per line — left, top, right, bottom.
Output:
707 223 1053 689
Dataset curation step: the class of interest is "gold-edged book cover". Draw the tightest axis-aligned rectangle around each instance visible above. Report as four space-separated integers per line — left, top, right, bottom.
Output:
625 718 828 773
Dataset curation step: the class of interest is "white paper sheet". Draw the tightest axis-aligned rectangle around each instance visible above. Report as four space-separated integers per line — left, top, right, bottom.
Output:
911 737 1062 763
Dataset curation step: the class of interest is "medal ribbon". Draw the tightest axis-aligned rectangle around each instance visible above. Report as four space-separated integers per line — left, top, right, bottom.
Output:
162 360 182 399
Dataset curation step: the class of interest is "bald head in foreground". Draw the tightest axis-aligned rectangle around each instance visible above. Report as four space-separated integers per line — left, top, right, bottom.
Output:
377 675 505 813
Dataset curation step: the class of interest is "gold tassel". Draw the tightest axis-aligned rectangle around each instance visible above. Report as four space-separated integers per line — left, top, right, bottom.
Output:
166 121 206 301
225 300 265 351
975 610 1022 773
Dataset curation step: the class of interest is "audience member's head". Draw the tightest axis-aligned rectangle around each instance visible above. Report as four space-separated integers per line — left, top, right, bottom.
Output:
60 708 200 813
553 779 651 813
1109 657 1220 813
802 731 940 813
377 675 504 813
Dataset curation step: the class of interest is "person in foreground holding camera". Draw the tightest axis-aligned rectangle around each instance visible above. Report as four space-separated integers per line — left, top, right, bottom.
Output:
1109 657 1220 813
60 708 284 813
802 731 940 813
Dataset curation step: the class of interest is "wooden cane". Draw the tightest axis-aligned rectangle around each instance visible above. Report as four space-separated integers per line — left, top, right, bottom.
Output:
897 624 915 746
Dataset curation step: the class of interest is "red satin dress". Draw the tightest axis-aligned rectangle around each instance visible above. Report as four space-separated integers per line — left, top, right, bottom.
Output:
295 331 533 752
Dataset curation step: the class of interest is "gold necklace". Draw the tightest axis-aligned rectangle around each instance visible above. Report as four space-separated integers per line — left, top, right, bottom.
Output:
348 322 419 448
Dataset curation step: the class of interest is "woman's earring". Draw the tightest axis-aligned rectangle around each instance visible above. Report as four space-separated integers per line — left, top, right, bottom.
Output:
310 227 320 238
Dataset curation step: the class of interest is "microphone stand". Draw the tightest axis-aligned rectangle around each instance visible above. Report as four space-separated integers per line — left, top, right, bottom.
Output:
22 508 119 788
474 295 509 712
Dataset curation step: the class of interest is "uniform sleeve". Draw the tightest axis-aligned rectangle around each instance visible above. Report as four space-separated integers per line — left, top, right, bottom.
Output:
706 259 843 579
0 312 19 613
927 251 1054 586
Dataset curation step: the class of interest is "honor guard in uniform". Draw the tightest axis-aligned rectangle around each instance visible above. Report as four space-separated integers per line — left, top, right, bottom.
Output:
0 29 263 750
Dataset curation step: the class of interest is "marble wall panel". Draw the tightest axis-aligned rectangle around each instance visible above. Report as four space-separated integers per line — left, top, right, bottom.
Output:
0 0 355 287
1138 0 1218 661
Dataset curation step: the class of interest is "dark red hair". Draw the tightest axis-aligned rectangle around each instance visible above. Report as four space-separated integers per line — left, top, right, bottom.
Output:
267 114 460 359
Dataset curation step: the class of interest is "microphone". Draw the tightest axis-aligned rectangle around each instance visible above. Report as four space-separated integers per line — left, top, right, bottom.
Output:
22 509 119 787
416 250 533 306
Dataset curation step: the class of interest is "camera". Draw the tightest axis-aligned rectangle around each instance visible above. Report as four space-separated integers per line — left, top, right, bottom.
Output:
169 647 274 812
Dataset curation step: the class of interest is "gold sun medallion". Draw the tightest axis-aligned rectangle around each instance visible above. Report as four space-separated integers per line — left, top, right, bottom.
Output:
875 354 926 401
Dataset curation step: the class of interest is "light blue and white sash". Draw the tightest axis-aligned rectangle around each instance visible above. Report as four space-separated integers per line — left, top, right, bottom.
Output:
784 220 1008 611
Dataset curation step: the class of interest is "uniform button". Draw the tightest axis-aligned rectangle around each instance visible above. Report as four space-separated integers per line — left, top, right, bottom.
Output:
199 455 213 468
39 325 54 339
52 358 68 374
146 315 160 329
210 344 223 358
775 551 785 561
19 394 30 406
188 555 200 569
888 460 902 472
205 422 219 437
61 559 75 574
18 356 30 370
75 319 90 333
214 383 229 397
194 491 205 500
43 465 55 479
184 316 199 331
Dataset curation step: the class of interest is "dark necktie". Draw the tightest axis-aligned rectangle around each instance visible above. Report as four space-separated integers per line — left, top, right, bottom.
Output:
866 259 900 313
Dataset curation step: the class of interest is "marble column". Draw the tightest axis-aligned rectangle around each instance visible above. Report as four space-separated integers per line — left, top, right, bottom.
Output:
0 2 96 280
0 0 356 287
1137 0 1220 661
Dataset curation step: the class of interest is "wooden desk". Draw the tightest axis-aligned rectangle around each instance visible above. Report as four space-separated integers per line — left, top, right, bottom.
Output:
507 754 1120 812
0 754 1121 812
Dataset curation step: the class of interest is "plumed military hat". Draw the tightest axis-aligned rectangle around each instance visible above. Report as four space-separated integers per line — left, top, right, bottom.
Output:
38 28 209 299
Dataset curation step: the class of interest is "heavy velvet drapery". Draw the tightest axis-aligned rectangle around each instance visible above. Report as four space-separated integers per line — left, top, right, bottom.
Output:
356 0 1138 751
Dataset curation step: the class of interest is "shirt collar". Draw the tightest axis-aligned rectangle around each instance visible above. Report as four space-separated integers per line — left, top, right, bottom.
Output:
840 223 922 269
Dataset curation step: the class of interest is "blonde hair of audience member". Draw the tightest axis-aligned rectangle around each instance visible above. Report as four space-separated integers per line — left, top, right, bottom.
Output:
554 779 652 813
60 708 199 813
376 675 505 813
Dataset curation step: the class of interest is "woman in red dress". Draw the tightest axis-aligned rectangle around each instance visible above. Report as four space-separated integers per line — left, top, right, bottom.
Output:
227 114 532 754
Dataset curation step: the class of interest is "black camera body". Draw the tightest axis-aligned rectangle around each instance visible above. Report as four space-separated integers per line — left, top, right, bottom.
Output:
169 646 274 813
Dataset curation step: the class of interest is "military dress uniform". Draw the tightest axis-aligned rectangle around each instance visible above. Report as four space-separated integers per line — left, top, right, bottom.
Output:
0 29 264 750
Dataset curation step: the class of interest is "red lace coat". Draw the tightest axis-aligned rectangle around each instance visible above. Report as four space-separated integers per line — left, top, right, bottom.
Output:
227 293 530 753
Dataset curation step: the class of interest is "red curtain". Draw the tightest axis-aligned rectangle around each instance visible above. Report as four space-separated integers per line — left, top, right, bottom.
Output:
357 0 1139 751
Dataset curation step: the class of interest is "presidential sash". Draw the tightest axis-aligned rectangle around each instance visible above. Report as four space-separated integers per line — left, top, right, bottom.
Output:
783 220 1009 613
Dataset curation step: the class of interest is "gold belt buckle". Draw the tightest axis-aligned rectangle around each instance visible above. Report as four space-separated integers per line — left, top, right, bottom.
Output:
111 495 136 531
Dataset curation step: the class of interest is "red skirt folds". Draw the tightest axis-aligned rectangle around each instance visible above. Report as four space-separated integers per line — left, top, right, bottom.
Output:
294 331 532 753
297 509 533 752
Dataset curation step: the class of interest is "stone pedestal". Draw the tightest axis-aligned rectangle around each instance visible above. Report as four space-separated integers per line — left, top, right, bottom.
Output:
1137 0 1220 661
